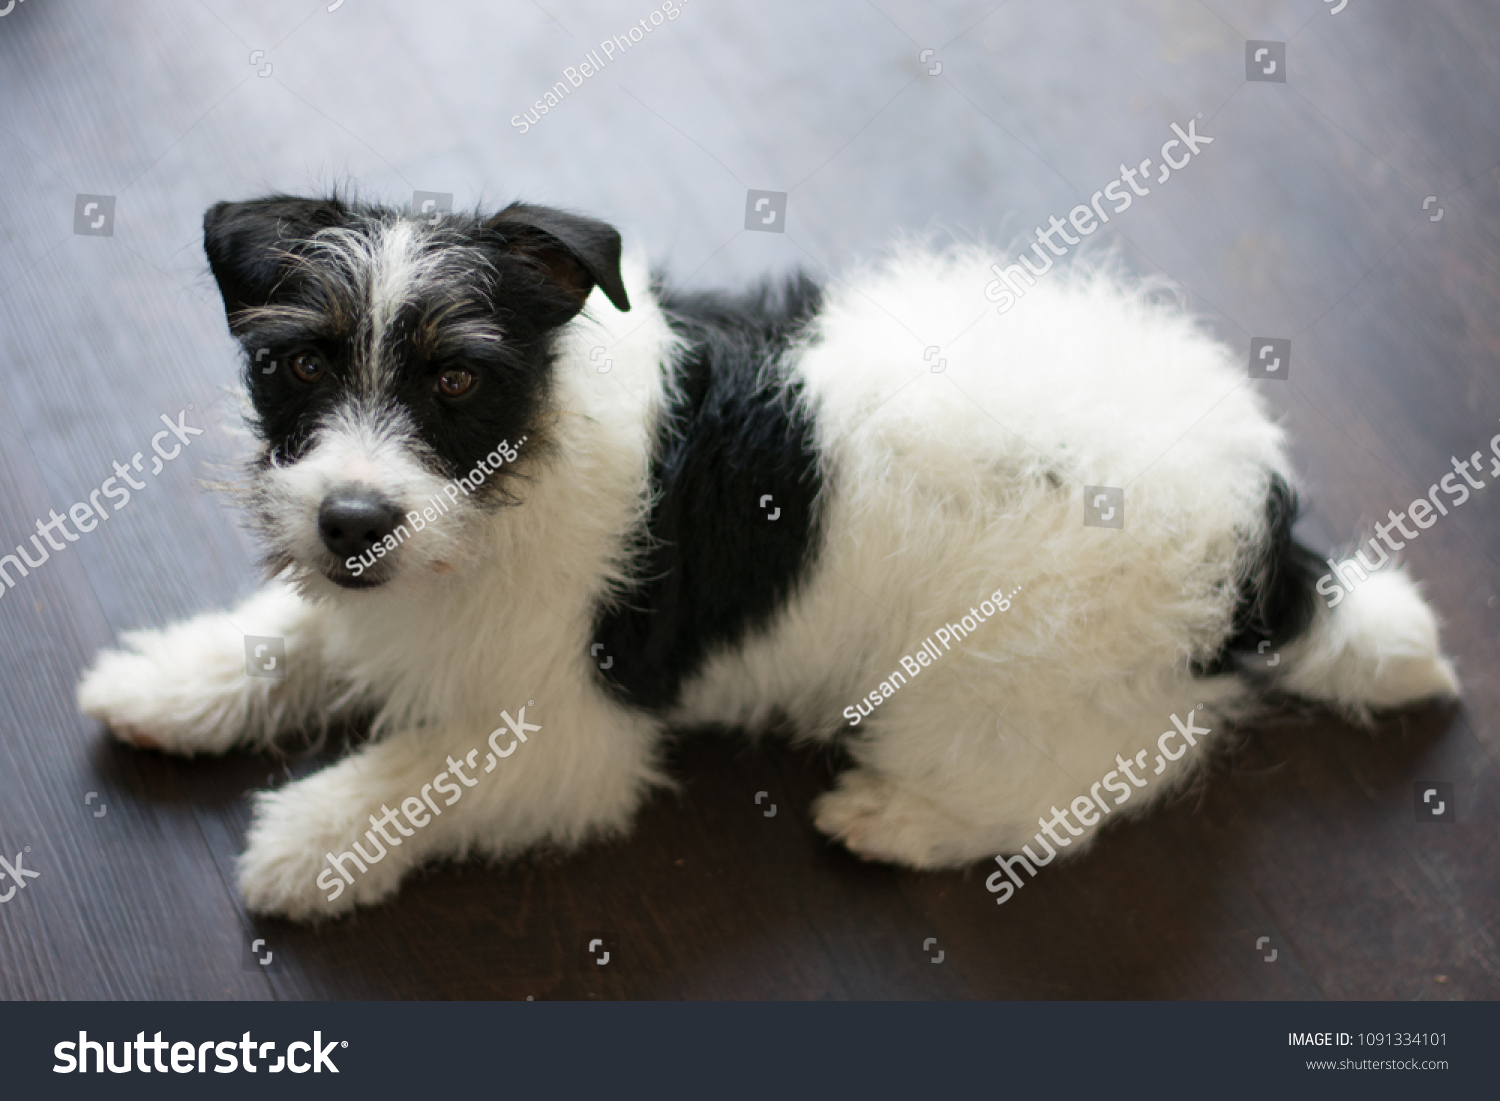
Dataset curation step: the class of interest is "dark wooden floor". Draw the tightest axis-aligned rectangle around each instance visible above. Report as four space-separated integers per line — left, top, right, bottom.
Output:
1 0 1497 1000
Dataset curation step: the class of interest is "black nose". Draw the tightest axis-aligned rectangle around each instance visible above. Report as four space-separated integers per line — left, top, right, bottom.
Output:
318 488 402 559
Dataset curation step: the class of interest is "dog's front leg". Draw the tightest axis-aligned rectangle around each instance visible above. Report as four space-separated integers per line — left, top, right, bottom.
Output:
77 582 354 755
237 693 666 920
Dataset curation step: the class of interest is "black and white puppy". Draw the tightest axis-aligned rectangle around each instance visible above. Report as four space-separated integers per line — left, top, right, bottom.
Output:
77 195 1460 919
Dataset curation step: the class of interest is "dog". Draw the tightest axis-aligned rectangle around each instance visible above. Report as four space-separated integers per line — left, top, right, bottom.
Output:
76 195 1461 920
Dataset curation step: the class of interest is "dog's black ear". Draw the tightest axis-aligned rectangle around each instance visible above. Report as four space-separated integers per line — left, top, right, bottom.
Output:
485 203 631 322
202 196 349 323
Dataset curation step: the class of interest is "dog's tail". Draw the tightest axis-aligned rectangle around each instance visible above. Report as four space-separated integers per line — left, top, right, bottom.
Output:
1211 474 1460 720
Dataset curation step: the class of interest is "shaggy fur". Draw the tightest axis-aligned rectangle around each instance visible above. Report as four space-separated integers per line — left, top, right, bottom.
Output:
76 196 1461 920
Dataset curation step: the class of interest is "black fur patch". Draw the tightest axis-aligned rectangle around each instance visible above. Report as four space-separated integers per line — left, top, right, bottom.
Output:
591 273 827 710
1195 473 1323 676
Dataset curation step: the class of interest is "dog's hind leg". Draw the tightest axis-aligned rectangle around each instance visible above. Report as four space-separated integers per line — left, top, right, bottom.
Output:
810 659 1249 872
76 581 355 755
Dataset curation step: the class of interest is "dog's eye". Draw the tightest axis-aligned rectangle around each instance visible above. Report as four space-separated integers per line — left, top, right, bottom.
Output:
435 368 475 398
290 352 325 383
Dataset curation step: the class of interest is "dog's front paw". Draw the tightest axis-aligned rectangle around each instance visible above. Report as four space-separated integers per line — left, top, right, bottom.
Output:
77 621 270 755
237 787 408 921
78 641 235 754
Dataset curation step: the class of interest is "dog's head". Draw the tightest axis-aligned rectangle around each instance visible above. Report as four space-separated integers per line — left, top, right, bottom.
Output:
203 194 629 594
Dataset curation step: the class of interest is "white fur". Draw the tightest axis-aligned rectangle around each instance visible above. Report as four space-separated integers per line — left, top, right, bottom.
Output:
1277 569 1459 718
77 244 1459 919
